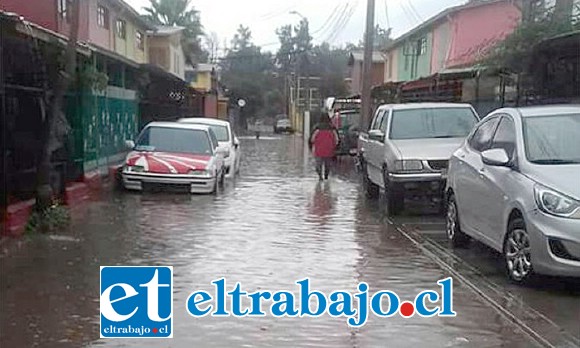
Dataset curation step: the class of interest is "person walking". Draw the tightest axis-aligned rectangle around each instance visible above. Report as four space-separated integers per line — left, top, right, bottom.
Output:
309 115 339 180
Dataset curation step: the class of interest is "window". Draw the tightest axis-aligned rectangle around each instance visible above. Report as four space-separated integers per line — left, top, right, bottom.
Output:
491 116 516 160
370 110 385 131
115 19 126 39
468 117 500 152
418 37 427 55
135 127 213 155
97 5 109 29
58 0 72 22
388 55 393 78
209 125 230 142
136 31 144 50
389 108 479 140
523 113 580 164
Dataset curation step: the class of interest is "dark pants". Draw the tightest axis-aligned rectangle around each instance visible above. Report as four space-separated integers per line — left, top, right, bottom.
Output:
315 157 333 179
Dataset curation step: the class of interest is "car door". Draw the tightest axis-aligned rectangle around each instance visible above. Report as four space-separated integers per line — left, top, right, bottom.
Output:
479 115 518 248
454 116 500 239
366 109 387 185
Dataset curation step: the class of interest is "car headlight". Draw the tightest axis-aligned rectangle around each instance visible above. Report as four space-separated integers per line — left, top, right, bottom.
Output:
534 185 580 219
188 169 212 178
125 165 145 173
394 160 423 172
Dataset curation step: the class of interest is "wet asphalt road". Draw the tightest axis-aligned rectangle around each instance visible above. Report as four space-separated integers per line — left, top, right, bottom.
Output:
1 134 579 348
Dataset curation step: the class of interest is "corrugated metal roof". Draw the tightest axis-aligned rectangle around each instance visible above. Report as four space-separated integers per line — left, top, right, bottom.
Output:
350 51 385 63
150 25 185 36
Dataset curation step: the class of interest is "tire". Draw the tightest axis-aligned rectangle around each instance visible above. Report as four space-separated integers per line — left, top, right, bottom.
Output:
504 218 534 283
383 168 404 215
362 160 379 199
446 194 470 247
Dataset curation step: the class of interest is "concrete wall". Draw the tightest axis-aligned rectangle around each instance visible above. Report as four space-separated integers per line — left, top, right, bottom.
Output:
349 61 385 95
384 49 399 83
431 21 451 73
446 2 520 68
191 71 213 91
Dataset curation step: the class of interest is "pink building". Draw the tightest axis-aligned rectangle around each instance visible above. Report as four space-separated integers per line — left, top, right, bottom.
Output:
430 0 521 72
1 0 152 64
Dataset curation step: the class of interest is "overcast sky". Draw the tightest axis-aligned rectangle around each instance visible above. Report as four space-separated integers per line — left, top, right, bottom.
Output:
125 0 466 54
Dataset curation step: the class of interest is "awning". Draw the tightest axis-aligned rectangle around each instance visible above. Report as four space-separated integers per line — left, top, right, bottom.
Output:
140 64 186 84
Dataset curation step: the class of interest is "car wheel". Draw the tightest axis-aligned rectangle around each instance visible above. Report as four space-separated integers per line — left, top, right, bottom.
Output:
446 194 470 247
362 160 379 199
504 218 534 283
383 167 404 215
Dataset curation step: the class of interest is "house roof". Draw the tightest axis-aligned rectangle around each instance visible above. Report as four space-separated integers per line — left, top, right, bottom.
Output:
149 25 185 36
386 0 509 50
349 51 385 63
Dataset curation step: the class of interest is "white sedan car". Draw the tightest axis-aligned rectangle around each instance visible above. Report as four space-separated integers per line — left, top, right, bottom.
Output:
179 118 241 178
446 105 580 282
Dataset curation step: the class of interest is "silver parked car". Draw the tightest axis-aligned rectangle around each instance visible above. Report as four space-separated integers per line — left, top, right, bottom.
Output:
359 103 479 214
446 105 580 282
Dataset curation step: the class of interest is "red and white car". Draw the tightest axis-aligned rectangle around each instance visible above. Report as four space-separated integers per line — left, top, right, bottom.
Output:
122 122 227 194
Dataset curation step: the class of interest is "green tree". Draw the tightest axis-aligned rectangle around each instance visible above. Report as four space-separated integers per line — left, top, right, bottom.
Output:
484 0 579 72
142 0 205 63
220 26 278 122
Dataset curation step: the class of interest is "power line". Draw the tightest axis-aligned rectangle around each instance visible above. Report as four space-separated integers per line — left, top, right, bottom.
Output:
258 4 298 21
312 2 344 35
384 0 391 29
323 2 352 43
328 1 359 44
406 0 424 22
399 2 417 26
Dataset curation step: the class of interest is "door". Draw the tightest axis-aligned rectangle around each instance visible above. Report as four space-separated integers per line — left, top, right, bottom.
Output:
480 115 518 248
366 109 387 185
455 116 500 238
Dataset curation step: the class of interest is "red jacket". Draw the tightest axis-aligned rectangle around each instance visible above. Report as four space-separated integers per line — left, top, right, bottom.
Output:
309 124 339 158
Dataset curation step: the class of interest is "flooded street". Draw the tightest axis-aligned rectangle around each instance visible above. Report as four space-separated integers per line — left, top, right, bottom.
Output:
1 135 579 348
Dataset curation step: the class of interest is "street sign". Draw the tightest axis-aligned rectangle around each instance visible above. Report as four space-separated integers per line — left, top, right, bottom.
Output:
238 99 246 108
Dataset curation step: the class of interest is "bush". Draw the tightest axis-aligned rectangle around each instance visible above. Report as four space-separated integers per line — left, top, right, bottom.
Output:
26 203 70 235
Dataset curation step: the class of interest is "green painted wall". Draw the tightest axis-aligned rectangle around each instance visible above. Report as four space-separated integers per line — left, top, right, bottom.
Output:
396 31 433 82
66 67 139 178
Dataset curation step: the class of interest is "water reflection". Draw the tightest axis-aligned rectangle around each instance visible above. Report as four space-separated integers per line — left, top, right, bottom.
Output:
0 136 547 348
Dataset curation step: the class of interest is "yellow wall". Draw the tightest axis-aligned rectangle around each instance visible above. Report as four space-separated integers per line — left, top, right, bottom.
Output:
190 71 212 91
112 17 148 64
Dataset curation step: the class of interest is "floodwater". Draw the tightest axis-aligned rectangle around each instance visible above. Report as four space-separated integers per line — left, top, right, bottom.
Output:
1 135 577 348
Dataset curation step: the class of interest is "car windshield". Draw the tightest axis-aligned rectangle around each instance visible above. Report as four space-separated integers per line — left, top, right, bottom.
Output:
209 125 230 142
523 113 580 164
389 107 478 140
135 127 212 155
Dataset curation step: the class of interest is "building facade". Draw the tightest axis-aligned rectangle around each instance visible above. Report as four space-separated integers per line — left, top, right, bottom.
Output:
347 51 386 96
148 26 186 79
383 0 521 82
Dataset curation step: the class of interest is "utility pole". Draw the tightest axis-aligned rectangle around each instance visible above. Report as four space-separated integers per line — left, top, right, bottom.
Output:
360 0 376 130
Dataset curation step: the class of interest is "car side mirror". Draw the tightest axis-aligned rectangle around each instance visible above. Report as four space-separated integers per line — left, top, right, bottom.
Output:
481 149 510 167
368 129 385 142
125 140 135 149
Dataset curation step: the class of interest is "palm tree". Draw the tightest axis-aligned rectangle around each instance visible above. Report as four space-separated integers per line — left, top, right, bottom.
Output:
143 0 205 63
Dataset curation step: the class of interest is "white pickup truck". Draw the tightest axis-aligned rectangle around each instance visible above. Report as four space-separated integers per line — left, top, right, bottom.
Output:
357 103 480 214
